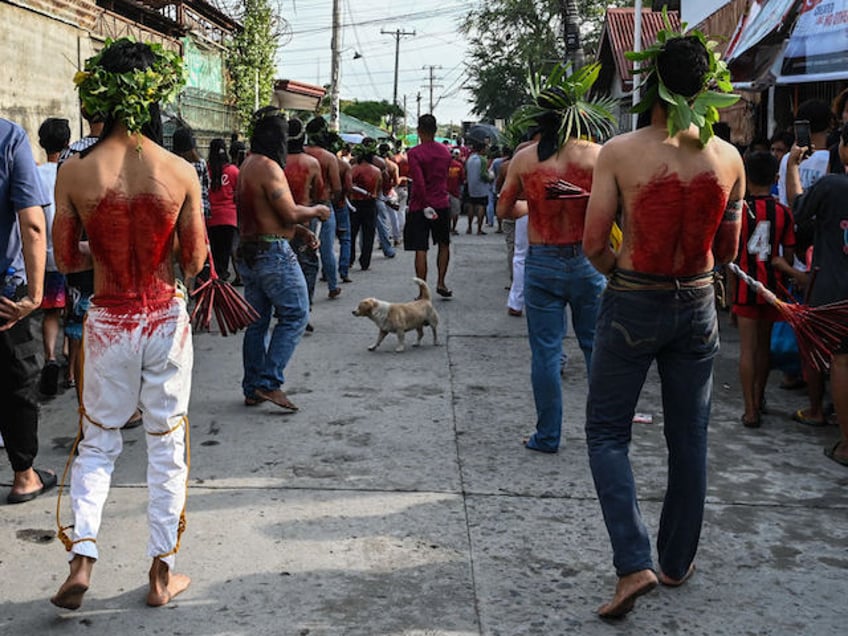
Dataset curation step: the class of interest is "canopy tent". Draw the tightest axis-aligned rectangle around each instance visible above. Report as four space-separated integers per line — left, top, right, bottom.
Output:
402 133 453 146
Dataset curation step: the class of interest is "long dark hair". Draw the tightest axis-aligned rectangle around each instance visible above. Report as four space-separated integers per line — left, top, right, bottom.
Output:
81 40 162 157
208 138 229 190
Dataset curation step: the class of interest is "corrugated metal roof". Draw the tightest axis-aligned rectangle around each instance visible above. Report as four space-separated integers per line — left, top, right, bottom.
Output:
602 8 682 92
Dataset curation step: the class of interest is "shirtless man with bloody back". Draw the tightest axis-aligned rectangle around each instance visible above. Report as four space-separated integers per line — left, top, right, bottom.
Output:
51 39 207 610
236 107 329 412
497 112 607 455
582 34 744 618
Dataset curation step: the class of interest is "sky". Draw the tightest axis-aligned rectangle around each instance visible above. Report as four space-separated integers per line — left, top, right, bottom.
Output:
275 0 475 128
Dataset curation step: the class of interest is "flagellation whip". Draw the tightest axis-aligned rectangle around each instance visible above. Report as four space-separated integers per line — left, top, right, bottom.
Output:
190 242 259 336
728 262 848 373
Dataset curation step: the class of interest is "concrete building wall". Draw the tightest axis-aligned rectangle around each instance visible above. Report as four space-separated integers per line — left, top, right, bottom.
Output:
0 2 95 158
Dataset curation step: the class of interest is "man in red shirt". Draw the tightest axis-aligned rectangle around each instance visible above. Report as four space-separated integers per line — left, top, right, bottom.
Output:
404 114 453 297
446 148 465 236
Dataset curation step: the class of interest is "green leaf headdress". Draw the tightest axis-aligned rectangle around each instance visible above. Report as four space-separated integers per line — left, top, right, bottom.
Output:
626 7 739 146
511 61 619 160
351 139 378 162
74 38 187 141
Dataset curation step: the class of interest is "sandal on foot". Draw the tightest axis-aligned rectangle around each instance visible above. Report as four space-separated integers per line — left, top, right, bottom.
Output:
824 442 848 467
792 409 826 427
436 287 453 298
741 414 761 429
244 394 266 407
7 468 57 504
255 388 299 412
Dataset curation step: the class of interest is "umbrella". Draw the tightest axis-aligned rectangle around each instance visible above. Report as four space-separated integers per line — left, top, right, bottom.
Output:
465 123 502 146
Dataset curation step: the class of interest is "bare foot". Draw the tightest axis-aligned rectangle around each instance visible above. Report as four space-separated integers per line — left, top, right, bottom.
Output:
51 555 94 610
255 388 298 411
597 569 658 619
658 563 696 587
146 558 191 607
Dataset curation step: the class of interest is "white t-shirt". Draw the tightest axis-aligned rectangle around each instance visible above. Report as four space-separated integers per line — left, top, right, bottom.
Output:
36 161 58 272
777 149 829 206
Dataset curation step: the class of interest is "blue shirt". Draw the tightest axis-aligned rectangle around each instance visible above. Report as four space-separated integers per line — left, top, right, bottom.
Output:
465 153 491 198
0 119 48 284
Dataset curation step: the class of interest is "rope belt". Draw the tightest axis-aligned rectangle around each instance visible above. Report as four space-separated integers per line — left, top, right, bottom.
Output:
56 317 191 557
608 268 716 292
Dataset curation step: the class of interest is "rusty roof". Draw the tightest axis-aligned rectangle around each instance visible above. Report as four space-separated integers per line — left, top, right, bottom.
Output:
600 8 681 92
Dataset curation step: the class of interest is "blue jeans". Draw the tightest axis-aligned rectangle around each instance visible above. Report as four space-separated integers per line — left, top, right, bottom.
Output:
586 282 718 578
523 245 606 452
334 202 351 279
237 240 309 398
318 209 339 291
375 199 396 257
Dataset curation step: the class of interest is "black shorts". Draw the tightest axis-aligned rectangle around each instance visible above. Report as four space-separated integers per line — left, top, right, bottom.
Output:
404 208 450 251
467 195 488 207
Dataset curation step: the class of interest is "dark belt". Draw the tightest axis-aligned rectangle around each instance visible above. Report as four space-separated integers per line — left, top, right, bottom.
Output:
608 268 715 292
528 242 583 258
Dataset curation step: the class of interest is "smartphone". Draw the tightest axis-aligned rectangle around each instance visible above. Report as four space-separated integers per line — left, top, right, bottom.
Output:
794 119 811 150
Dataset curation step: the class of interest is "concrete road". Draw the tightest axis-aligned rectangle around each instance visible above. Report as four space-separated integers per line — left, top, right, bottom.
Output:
1 231 845 635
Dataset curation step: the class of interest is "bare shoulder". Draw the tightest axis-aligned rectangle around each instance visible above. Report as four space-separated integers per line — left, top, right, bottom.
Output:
510 144 537 172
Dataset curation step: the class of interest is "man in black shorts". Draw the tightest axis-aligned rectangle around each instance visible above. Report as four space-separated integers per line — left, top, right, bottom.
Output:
404 114 453 297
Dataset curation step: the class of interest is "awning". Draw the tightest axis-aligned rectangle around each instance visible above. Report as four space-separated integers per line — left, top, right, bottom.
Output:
725 0 797 62
776 0 848 83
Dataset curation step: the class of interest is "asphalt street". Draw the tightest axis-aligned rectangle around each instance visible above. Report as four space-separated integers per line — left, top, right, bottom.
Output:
1 230 845 635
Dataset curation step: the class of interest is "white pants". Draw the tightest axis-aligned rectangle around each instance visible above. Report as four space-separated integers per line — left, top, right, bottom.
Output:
70 297 192 569
508 215 529 311
396 185 408 232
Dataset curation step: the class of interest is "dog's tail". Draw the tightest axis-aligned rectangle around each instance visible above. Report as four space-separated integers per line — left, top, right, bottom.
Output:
412 277 431 301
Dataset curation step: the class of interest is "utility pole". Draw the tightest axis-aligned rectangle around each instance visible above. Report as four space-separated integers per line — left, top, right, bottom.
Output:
416 92 421 121
381 27 415 136
402 94 407 137
422 65 443 114
562 0 585 70
329 0 341 131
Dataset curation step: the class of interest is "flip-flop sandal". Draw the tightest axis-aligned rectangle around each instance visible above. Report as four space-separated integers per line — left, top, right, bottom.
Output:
255 389 299 412
792 409 826 427
7 468 57 504
824 442 848 467
244 394 265 407
436 287 453 298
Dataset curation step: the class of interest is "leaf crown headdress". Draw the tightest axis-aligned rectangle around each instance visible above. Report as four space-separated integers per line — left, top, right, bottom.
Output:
626 7 739 146
74 38 186 138
511 61 618 160
351 139 378 161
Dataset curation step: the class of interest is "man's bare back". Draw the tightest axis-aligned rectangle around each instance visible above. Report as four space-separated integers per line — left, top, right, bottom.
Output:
237 153 329 239
285 153 324 206
585 124 744 277
54 134 206 309
304 145 341 202
498 139 600 244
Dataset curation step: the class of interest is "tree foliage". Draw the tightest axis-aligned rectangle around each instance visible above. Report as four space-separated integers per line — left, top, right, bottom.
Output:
461 0 631 121
227 0 278 131
340 100 403 127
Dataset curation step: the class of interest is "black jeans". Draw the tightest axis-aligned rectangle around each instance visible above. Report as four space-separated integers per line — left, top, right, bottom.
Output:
0 310 42 472
208 224 238 281
350 200 377 270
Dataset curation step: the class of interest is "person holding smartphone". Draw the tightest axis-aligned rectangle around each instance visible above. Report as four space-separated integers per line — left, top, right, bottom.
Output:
777 100 832 207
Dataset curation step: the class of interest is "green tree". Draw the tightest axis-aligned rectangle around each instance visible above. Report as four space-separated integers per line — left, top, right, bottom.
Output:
227 0 277 131
461 0 630 121
340 100 402 127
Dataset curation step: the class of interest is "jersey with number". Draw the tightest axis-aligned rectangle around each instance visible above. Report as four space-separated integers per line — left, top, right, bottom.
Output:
733 195 796 306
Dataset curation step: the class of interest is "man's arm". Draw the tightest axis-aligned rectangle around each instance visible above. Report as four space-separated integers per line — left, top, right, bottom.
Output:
0 206 46 330
495 157 522 220
265 164 330 224
326 154 342 201
784 143 805 204
53 163 91 274
583 145 619 274
176 162 208 279
711 153 745 265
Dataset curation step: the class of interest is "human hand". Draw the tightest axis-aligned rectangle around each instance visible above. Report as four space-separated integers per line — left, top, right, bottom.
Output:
0 295 40 331
315 205 331 221
423 206 438 220
788 143 810 164
791 270 810 291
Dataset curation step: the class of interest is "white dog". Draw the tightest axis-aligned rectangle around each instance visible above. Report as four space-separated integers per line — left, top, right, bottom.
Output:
352 278 440 352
